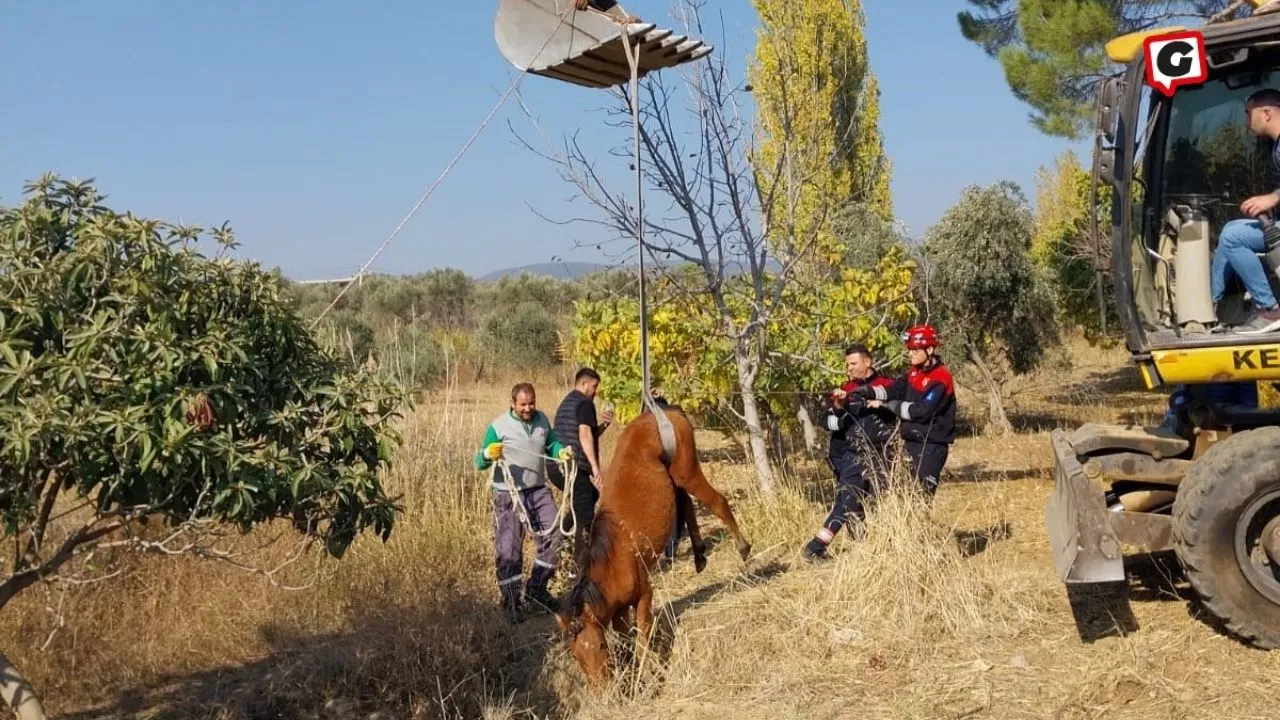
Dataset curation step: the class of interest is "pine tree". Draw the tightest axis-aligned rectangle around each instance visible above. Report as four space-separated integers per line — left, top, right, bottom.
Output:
957 0 1244 139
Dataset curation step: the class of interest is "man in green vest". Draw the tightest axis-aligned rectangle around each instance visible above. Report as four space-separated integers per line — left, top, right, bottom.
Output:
475 382 576 624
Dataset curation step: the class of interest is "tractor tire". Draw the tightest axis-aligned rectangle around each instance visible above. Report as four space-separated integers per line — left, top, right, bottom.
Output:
1172 427 1280 650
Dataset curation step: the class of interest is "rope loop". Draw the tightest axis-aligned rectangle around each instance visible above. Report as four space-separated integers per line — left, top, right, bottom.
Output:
489 453 581 539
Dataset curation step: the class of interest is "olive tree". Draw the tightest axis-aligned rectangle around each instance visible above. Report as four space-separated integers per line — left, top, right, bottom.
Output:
920 180 1059 435
0 176 409 718
478 301 561 370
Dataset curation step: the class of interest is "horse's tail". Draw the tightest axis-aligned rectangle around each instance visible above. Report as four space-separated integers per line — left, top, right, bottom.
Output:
561 508 613 618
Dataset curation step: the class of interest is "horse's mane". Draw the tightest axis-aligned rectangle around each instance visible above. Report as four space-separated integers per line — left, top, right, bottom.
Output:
562 508 614 617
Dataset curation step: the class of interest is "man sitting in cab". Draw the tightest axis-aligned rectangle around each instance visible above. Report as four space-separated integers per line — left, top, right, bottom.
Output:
1211 88 1280 334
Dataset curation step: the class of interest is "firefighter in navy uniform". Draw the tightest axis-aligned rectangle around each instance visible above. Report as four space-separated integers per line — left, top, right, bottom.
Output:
861 324 956 496
801 344 897 561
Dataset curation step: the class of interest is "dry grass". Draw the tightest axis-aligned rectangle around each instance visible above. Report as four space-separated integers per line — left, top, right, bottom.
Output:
4 337 1280 719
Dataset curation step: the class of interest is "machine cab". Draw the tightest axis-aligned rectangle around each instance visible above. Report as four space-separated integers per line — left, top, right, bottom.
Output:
1104 9 1280 388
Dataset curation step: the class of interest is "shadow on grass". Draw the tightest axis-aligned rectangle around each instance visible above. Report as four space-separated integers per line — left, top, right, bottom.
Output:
1044 367 1152 406
957 410 1085 437
60 585 563 720
1125 550 1272 652
646 559 790 660
954 522 1014 558
1061 549 1215 645
1007 412 1081 434
947 463 1045 485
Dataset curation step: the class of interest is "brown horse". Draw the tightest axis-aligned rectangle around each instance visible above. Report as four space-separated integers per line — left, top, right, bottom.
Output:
554 405 751 688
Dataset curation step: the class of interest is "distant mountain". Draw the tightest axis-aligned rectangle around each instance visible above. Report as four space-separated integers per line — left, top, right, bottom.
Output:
477 256 789 283
477 261 611 282
285 255 788 287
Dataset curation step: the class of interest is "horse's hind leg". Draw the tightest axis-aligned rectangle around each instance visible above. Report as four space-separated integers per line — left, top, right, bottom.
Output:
677 489 708 573
671 462 751 562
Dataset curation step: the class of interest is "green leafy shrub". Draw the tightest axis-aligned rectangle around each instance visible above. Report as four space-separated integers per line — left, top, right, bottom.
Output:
315 308 377 366
478 301 560 369
0 175 410 612
376 323 447 390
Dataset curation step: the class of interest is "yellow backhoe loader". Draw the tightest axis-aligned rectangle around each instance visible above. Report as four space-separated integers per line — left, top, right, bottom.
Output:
1049 0 1280 648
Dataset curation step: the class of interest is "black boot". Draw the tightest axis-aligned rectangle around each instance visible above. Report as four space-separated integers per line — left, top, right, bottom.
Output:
801 537 829 562
524 565 557 614
524 585 557 615
500 583 523 624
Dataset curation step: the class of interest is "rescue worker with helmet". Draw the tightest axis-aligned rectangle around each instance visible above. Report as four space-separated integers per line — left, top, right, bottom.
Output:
802 344 897 561
857 324 957 496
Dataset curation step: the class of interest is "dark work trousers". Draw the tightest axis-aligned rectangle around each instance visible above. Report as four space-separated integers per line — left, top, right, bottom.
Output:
821 446 884 537
903 440 949 496
493 486 562 602
566 473 599 552
547 462 599 556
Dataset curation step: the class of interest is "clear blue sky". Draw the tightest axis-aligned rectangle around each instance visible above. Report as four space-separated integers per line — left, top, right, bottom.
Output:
1 1 1091 281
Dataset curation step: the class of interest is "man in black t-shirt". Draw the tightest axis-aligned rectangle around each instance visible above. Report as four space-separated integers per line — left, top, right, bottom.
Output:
548 368 614 556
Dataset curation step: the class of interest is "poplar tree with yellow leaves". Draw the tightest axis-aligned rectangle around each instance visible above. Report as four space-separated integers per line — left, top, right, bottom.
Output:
750 0 893 247
1030 151 1116 341
747 0 905 450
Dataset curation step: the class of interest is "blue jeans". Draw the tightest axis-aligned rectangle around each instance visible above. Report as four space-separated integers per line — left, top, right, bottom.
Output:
1212 219 1278 309
1162 381 1259 429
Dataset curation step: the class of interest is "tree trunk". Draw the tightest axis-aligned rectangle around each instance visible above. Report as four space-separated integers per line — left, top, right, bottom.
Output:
795 398 818 455
762 403 785 465
966 343 1012 436
734 344 776 495
0 650 47 720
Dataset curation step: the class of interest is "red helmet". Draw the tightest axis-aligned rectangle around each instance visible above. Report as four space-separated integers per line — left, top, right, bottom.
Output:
903 324 938 350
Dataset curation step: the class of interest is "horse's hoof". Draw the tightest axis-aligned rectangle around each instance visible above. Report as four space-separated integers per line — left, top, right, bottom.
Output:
694 554 707 573
738 543 752 562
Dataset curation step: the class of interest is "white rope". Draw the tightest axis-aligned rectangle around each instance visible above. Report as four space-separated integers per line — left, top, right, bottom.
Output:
310 4 576 329
489 453 582 539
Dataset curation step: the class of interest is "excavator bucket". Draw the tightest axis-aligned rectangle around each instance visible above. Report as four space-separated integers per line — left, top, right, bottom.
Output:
1046 428 1127 584
494 0 713 90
